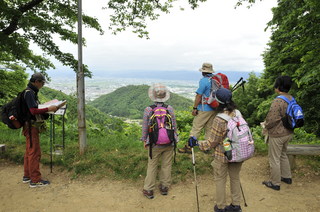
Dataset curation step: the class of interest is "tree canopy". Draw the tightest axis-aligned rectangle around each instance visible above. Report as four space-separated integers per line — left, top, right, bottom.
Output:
262 0 320 134
0 0 102 76
232 0 320 135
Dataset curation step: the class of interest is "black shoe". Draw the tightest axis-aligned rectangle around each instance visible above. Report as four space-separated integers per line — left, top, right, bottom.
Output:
159 184 169 195
178 145 192 154
225 204 242 212
281 177 292 184
22 176 31 183
29 180 50 188
214 205 226 212
262 181 280 191
142 189 154 199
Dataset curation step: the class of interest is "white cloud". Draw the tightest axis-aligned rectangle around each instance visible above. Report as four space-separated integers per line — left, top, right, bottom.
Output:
49 0 278 74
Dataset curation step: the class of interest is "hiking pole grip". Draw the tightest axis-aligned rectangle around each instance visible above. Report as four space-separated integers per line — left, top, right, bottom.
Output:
231 77 243 91
192 147 196 165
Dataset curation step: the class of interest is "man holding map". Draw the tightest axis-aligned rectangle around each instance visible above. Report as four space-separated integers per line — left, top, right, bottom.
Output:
22 72 66 188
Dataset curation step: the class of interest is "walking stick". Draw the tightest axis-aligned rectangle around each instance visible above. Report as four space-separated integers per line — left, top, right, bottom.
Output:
240 182 248 207
191 147 200 212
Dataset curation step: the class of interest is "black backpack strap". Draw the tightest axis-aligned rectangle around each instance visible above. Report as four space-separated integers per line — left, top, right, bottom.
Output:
148 105 156 159
173 141 176 164
163 104 176 163
149 143 153 159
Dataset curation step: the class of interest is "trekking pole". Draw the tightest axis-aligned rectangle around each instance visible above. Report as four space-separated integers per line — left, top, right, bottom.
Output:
232 77 243 91
231 77 246 92
240 182 248 207
191 147 200 212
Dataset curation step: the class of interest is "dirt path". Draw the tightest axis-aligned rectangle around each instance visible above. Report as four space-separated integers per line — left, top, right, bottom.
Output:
1 156 319 212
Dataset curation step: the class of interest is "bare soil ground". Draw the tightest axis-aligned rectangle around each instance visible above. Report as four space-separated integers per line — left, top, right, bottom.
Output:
1 155 319 212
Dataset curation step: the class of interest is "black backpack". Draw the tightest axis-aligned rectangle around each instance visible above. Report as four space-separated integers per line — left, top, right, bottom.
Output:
1 89 32 129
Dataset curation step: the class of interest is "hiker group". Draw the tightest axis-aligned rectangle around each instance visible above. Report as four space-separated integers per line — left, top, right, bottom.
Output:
139 63 303 212
1 64 304 211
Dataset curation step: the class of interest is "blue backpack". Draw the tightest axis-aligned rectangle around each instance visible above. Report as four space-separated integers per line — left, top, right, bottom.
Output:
277 95 304 130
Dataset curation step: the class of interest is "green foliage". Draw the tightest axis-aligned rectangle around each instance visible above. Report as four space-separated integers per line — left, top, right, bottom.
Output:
0 0 102 75
250 125 268 154
89 84 193 119
39 87 125 138
232 73 274 126
230 0 320 136
262 0 320 135
175 110 193 143
107 0 208 39
0 67 28 106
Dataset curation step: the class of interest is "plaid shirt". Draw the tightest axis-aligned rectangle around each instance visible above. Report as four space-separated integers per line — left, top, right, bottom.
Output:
199 111 234 163
141 103 178 145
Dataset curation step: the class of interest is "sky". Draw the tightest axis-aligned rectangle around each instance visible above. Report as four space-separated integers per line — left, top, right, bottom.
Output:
46 0 278 77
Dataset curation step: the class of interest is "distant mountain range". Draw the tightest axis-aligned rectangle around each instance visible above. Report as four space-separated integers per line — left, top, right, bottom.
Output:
46 69 260 84
93 70 259 83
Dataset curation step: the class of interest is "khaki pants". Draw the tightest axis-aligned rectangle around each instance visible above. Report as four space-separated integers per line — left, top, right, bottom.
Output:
268 134 293 185
144 146 174 191
212 160 243 209
190 110 216 140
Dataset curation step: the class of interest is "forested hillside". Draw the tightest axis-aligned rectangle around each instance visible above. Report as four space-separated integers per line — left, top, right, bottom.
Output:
39 87 125 134
89 84 193 119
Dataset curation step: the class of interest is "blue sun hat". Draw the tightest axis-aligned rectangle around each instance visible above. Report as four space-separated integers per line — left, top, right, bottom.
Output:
215 88 232 104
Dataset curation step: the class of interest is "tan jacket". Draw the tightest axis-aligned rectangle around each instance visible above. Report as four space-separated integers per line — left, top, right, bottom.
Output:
265 94 294 137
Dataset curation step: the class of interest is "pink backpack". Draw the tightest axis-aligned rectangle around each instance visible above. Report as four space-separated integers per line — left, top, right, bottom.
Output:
148 105 175 144
217 110 254 162
148 104 176 159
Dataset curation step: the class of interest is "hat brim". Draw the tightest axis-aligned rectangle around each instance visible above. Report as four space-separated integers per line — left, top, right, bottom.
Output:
199 68 214 73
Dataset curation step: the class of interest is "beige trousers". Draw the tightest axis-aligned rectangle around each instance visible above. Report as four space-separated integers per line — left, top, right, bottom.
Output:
190 110 216 140
144 146 174 191
212 160 243 209
268 134 293 185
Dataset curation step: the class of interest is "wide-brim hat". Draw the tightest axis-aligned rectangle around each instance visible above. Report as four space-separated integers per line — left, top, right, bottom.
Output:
148 83 170 102
199 62 214 73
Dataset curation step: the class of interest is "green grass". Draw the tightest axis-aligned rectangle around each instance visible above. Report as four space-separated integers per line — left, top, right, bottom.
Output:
1 124 319 182
0 126 212 182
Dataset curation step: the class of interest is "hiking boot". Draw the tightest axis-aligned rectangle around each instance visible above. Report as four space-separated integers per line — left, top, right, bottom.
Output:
22 176 31 183
262 181 280 191
281 177 292 184
159 185 169 195
214 205 225 212
142 189 154 199
225 204 242 212
29 180 50 188
178 145 192 154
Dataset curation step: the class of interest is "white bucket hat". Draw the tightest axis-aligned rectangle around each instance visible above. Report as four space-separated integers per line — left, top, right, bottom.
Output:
148 83 170 102
199 62 214 73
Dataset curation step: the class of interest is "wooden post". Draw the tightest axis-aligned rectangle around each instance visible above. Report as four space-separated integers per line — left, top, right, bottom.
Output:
0 144 5 158
287 144 320 170
77 0 87 154
288 155 296 170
